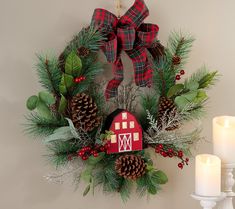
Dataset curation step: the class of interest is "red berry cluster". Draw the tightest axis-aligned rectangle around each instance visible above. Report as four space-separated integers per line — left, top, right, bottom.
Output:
69 142 111 161
155 144 189 169
74 76 86 83
175 70 185 81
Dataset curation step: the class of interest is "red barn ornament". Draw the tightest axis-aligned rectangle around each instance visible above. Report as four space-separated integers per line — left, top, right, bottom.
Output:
104 109 143 153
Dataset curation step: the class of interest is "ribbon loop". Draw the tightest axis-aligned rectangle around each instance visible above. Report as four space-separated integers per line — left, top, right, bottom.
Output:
91 0 159 100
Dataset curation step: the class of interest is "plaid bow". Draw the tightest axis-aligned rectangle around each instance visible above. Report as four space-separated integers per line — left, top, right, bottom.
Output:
91 0 159 100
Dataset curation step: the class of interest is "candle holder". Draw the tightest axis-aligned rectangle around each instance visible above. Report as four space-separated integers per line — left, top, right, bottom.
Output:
219 163 235 209
191 193 225 209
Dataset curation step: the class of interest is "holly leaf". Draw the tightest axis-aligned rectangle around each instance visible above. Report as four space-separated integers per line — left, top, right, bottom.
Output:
38 91 55 105
58 95 67 113
167 84 184 98
26 95 38 110
65 51 82 76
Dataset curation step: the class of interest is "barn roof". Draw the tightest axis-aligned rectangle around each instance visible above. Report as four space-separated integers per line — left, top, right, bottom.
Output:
103 109 125 131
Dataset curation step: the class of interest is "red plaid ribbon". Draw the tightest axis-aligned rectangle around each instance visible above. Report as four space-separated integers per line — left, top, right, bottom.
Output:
91 0 159 100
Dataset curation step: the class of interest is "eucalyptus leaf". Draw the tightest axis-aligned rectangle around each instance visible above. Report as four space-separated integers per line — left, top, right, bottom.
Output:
66 118 80 139
181 91 198 101
36 100 52 119
26 95 38 110
44 126 73 143
38 91 55 105
185 81 199 91
58 95 67 113
81 169 92 183
193 90 208 104
175 96 189 109
65 51 82 76
167 84 184 98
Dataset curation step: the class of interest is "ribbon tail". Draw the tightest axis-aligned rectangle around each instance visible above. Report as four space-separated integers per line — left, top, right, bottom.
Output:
126 46 153 88
105 58 124 100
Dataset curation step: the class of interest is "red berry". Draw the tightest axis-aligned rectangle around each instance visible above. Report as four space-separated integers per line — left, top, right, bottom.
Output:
100 146 105 152
82 156 88 161
162 152 168 157
175 75 181 80
178 163 183 169
168 148 173 153
93 153 98 157
180 70 185 75
178 151 183 158
168 153 173 158
158 144 163 149
78 151 84 157
155 148 160 153
186 158 189 162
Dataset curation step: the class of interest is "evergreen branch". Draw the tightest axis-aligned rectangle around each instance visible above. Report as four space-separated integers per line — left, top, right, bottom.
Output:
47 141 80 167
118 179 132 202
36 55 62 96
24 113 66 137
63 26 105 57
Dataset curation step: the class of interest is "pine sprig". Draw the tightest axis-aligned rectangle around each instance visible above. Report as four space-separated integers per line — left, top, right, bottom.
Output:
167 31 195 70
24 113 66 137
63 26 105 56
36 55 62 96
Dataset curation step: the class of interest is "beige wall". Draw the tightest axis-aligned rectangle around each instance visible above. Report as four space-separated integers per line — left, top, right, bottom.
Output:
1 0 235 208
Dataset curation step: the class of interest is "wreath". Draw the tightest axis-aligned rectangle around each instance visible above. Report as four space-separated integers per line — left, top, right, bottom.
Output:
24 0 218 201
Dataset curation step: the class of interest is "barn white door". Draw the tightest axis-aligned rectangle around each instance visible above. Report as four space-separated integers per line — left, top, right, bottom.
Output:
118 133 132 152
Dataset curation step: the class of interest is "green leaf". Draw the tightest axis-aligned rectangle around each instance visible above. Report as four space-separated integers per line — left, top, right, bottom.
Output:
59 76 67 95
181 91 198 101
193 90 208 104
36 100 52 119
26 95 38 110
66 118 80 139
167 84 184 98
87 152 105 165
81 169 92 183
43 126 73 143
175 96 188 109
65 51 82 76
199 71 218 89
151 170 168 185
83 185 91 196
186 81 199 91
38 91 56 105
58 95 67 113
63 73 74 88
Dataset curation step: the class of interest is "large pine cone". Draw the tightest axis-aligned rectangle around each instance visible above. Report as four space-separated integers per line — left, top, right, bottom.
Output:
157 96 178 131
115 155 147 180
69 93 101 132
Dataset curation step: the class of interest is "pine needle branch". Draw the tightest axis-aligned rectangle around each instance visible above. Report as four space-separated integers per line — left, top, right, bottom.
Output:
36 55 62 96
24 113 67 137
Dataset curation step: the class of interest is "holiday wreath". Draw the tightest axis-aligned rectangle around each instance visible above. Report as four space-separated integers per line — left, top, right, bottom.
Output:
24 0 218 201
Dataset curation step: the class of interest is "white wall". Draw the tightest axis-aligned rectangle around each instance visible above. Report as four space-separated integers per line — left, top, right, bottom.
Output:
0 0 235 209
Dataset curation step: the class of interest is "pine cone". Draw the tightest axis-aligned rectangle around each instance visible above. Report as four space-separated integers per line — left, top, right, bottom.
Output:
69 93 101 132
78 46 90 57
115 155 147 180
148 41 165 61
157 96 178 131
172 55 181 65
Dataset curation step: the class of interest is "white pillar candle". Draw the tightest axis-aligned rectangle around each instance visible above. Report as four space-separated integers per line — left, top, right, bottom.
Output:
213 116 235 164
195 154 221 196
